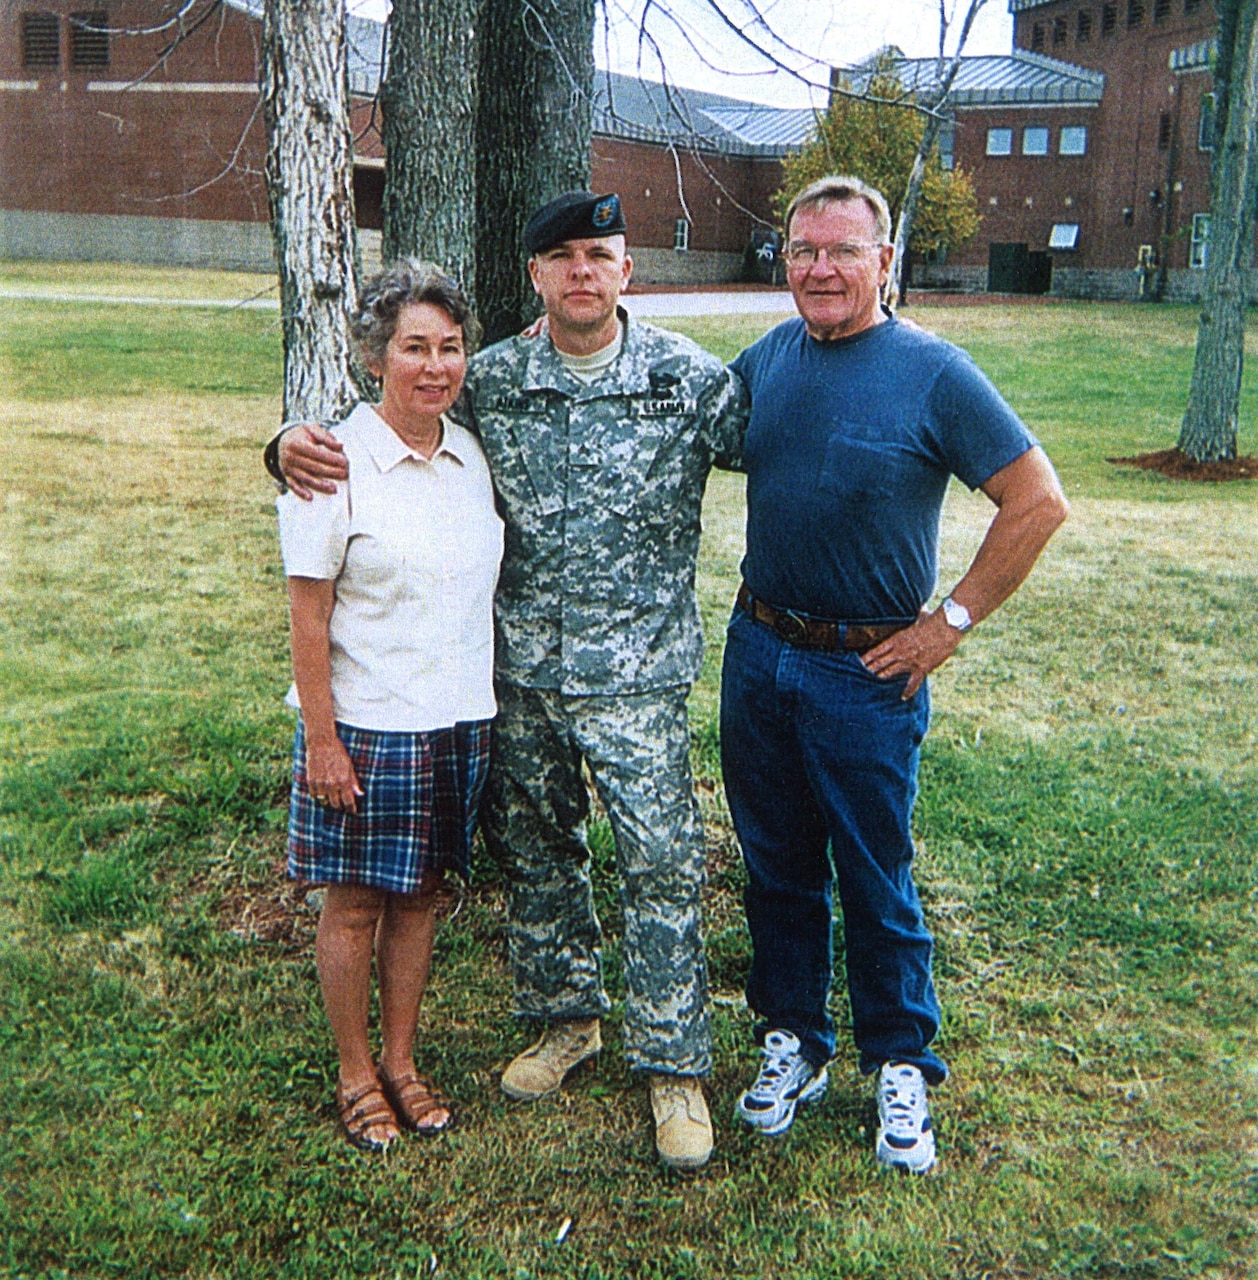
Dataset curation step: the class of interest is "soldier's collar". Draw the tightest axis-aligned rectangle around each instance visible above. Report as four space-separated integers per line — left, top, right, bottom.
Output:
522 307 651 396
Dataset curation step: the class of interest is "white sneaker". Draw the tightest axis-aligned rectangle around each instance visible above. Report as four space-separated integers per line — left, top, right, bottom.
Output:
736 1030 828 1136
875 1062 936 1173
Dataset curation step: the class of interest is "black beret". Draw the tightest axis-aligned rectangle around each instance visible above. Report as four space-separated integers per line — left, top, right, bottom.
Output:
523 191 627 254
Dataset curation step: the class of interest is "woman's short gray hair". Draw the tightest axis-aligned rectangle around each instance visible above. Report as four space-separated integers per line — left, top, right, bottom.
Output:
351 260 482 366
784 176 893 244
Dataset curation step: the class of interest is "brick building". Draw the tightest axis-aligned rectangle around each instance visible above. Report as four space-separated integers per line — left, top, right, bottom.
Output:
0 0 798 283
911 0 1239 300
0 0 1243 297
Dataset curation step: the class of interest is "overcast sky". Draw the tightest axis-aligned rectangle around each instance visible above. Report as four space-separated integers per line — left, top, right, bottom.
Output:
595 0 1014 105
348 1 1015 107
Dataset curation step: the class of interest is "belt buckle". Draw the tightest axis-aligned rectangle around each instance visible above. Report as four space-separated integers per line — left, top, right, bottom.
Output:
775 610 810 646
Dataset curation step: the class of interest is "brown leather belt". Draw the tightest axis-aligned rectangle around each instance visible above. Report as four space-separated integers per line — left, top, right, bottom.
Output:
736 583 905 654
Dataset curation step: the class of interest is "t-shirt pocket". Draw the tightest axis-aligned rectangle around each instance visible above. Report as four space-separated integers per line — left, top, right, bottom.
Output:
815 428 917 506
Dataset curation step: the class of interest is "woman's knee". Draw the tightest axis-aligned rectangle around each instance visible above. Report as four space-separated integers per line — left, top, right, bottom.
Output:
322 883 387 930
387 871 457 916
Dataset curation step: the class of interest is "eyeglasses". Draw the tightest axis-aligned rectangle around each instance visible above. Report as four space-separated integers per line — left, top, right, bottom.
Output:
783 241 884 269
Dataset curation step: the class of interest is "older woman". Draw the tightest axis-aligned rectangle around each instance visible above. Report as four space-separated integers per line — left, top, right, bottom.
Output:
277 262 503 1152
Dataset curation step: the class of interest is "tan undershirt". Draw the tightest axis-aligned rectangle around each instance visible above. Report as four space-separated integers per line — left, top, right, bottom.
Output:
556 322 625 384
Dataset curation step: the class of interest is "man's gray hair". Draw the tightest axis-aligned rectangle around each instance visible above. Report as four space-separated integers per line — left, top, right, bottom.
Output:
784 176 893 245
351 259 482 365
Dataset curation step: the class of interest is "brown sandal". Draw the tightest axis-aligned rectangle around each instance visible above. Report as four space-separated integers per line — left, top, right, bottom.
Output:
378 1067 454 1136
335 1080 399 1152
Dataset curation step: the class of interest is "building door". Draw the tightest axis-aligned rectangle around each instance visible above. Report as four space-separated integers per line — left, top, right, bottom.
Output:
987 243 1053 294
988 242 1028 293
1025 251 1053 295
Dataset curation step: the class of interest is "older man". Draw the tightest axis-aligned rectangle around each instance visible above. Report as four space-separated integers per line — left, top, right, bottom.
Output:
723 176 1068 1171
269 192 747 1170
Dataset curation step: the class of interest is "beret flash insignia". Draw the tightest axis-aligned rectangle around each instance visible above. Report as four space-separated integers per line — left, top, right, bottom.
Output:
592 196 620 229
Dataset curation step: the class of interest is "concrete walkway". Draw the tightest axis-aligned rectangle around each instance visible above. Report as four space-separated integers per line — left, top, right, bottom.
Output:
0 286 281 311
623 288 795 318
0 283 797 319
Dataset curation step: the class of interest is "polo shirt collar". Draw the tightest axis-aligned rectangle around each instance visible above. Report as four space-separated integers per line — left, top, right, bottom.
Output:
354 402 469 473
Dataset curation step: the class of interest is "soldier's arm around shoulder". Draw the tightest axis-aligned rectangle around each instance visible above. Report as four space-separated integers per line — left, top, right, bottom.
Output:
702 364 750 473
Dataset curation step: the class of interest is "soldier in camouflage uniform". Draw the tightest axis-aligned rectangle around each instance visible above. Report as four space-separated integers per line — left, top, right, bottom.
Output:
271 192 747 1170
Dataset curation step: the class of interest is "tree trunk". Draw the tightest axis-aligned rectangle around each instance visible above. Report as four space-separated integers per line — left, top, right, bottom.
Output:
891 131 934 307
475 0 595 343
1177 0 1258 463
890 0 989 307
381 0 479 292
261 0 362 424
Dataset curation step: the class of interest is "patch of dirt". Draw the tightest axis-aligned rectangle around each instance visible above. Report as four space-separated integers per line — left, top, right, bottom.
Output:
1109 448 1258 482
214 865 318 949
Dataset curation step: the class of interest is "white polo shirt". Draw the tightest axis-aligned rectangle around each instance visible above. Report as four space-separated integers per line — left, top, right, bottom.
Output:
277 401 503 732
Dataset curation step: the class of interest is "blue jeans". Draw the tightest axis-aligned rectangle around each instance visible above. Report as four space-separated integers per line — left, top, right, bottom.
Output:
720 606 947 1085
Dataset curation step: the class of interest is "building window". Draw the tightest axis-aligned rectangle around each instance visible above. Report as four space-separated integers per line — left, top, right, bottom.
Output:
1126 0 1144 25
986 127 1013 156
70 10 109 68
1023 126 1050 155
1157 113 1172 150
21 11 59 67
1077 9 1093 39
937 121 956 171
1031 22 1045 50
1199 93 1215 150
1102 2 1118 33
673 218 690 252
1049 223 1080 250
1053 15 1068 44
1059 125 1088 155
1190 213 1209 268
1153 0 1171 19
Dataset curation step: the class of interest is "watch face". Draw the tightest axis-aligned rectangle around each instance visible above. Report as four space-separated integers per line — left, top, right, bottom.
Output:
943 598 972 632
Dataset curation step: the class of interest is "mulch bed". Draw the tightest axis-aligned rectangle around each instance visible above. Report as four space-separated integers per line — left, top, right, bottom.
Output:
1108 448 1258 482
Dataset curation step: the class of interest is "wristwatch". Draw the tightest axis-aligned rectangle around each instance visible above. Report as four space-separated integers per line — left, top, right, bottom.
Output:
941 596 973 633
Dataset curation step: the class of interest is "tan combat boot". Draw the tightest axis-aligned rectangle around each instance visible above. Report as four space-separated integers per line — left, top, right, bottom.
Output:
500 1018 602 1100
649 1074 713 1171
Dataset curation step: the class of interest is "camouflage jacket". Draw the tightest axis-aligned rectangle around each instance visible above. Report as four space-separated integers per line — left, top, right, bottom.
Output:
461 314 749 695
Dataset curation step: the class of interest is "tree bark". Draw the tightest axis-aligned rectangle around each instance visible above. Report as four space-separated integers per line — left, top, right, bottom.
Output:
475 0 596 343
890 0 989 308
381 0 479 292
1177 0 1258 463
261 0 362 424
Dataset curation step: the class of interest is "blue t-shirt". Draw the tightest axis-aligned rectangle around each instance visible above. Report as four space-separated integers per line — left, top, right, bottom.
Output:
731 316 1037 623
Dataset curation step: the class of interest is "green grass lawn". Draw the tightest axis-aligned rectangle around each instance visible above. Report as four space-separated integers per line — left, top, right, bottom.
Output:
1 269 1256 1279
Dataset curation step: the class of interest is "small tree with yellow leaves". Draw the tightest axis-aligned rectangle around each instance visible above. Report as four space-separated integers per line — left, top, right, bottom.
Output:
776 58 979 266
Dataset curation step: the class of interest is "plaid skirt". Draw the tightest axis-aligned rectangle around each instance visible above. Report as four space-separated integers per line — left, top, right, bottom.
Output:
288 717 491 892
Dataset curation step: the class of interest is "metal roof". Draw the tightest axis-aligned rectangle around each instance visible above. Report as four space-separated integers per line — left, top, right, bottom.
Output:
849 50 1104 107
1170 39 1217 72
223 2 807 156
591 72 816 157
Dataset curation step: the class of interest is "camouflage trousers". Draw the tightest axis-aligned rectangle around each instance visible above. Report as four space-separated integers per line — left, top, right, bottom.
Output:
482 682 712 1077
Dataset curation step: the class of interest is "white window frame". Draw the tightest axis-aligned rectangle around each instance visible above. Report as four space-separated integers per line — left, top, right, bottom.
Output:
1190 213 1209 268
1198 93 1215 152
1049 223 1080 250
1022 126 1050 156
673 217 690 252
1059 126 1088 156
986 127 1013 156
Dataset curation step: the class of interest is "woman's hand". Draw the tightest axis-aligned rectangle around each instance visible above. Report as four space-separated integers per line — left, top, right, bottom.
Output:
305 732 364 813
